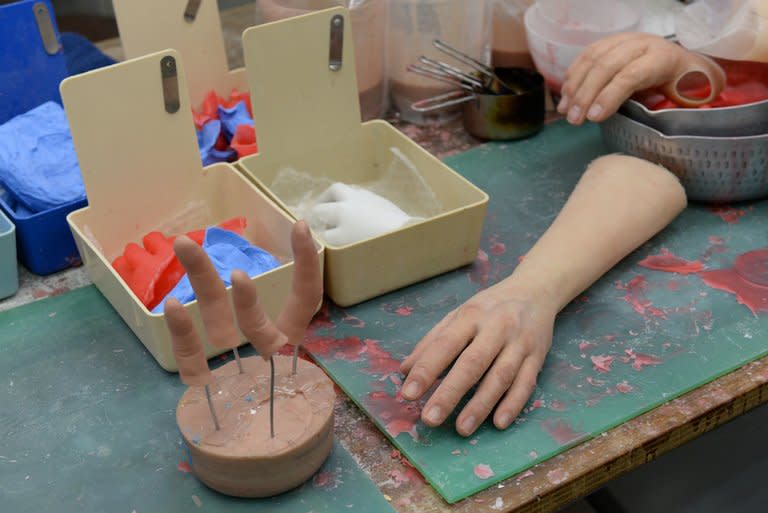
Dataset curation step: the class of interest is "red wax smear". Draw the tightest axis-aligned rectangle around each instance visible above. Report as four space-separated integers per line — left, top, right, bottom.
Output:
578 341 595 352
473 464 495 480
667 280 680 291
591 355 614 373
312 470 339 489
616 381 634 394
638 249 704 274
304 335 365 360
177 461 192 473
549 400 568 412
362 339 401 376
531 399 544 409
632 353 663 370
490 241 507 256
468 249 491 288
112 216 246 309
698 249 768 315
541 419 585 446
364 390 421 441
586 376 606 387
709 206 746 224
395 306 414 317
616 276 667 319
709 236 725 245
310 303 335 330
342 313 365 328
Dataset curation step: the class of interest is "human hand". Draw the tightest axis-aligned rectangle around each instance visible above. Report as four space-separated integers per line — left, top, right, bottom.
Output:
307 183 413 247
558 33 726 125
399 282 557 437
163 220 322 370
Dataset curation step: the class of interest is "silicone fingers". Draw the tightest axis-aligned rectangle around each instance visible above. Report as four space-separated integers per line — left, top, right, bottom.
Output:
231 269 287 360
662 54 726 107
173 235 241 349
165 297 213 386
276 221 323 345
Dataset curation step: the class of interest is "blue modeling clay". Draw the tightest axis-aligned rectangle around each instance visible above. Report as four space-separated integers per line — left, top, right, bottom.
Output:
154 227 282 313
197 120 236 166
0 102 85 213
218 101 253 141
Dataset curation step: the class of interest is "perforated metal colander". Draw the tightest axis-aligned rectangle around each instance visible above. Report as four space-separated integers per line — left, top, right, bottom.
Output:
600 112 768 203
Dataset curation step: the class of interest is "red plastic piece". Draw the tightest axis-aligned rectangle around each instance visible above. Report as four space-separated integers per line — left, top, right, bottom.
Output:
112 216 247 309
231 124 258 158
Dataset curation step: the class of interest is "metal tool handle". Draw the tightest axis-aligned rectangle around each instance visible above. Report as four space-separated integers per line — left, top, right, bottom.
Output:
411 90 475 112
433 39 493 78
407 65 477 92
418 56 484 89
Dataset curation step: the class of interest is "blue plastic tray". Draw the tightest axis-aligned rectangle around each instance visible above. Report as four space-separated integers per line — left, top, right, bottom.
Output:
0 205 18 299
0 193 86 276
0 0 68 124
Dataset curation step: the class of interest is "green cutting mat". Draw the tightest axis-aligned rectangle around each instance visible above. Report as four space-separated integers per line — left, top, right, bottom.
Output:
0 286 395 513
303 120 768 503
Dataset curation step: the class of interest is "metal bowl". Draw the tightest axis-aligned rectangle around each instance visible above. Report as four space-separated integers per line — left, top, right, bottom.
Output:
621 97 768 137
601 112 768 203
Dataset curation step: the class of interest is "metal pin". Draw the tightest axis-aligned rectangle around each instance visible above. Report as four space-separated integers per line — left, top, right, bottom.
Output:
269 356 276 438
204 384 220 431
292 344 300 375
233 346 244 374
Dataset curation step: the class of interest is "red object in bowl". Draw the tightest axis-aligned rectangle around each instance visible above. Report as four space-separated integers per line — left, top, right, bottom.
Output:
112 216 247 309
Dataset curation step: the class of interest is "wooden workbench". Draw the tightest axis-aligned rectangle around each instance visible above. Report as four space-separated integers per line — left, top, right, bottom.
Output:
3 3 767 512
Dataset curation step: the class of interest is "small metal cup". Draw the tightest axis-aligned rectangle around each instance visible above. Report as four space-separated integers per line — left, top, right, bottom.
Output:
412 67 545 141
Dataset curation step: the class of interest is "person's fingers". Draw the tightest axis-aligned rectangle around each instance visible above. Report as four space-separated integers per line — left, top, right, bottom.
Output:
400 309 458 374
493 356 543 430
559 33 637 113
174 235 241 349
455 344 526 436
565 42 648 124
399 312 476 402
276 221 323 345
231 269 287 359
419 322 506 431
586 54 673 121
164 297 213 386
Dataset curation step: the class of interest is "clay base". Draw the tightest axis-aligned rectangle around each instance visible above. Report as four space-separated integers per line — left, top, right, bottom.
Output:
176 355 335 497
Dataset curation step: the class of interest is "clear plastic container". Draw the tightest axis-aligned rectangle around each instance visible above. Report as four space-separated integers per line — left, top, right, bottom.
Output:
388 0 489 125
491 0 535 68
675 0 768 63
258 0 389 120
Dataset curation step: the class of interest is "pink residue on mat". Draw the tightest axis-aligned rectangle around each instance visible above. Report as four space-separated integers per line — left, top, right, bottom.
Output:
709 206 746 224
586 376 606 387
638 249 704 274
490 241 507 256
313 470 340 489
394 306 413 317
616 381 634 393
177 461 192 473
361 339 401 376
699 249 768 316
616 275 667 319
578 341 596 353
468 249 491 288
549 400 568 412
626 350 663 370
474 463 495 480
364 389 421 441
541 418 585 445
529 450 538 459
591 355 614 373
304 335 364 360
